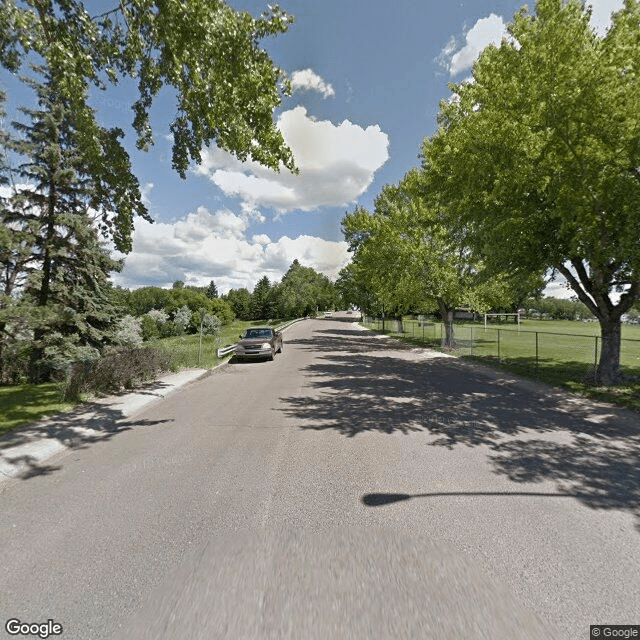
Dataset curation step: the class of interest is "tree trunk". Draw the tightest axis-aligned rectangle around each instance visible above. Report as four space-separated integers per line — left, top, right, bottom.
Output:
438 300 455 348
597 317 622 386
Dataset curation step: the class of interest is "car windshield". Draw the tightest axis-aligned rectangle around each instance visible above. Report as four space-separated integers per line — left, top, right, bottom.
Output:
243 328 273 339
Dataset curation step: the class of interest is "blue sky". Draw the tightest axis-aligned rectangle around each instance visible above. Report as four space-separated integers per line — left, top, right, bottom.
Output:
1 0 624 294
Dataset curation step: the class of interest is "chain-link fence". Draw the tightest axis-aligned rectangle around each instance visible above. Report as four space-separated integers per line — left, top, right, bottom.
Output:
362 317 640 384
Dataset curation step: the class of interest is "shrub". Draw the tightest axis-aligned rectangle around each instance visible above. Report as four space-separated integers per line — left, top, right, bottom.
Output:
116 315 143 346
62 346 171 401
140 314 160 341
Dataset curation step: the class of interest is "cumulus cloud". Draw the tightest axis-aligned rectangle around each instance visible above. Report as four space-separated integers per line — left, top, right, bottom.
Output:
112 205 350 293
443 14 509 76
195 106 389 214
290 69 335 98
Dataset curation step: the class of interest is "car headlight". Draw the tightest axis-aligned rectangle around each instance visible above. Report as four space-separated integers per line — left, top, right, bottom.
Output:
262 343 272 349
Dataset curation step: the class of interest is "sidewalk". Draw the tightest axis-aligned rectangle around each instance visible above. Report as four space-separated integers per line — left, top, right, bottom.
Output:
0 368 210 484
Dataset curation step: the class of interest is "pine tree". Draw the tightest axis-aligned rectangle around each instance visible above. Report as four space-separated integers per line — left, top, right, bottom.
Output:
206 280 218 299
4 67 142 382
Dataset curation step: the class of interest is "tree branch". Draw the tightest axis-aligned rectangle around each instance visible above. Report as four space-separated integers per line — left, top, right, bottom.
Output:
555 262 600 318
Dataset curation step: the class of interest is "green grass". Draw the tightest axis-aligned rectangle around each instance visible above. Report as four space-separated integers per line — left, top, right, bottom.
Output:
364 317 640 412
0 383 75 436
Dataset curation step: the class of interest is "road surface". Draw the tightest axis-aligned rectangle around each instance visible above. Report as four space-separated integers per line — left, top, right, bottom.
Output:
1 314 639 639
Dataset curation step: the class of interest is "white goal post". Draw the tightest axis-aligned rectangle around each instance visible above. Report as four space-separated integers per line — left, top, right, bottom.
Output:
484 312 521 331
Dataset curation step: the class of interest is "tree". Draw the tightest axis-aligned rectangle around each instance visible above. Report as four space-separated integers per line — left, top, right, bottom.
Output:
224 288 252 320
423 0 640 382
342 171 529 345
3 68 126 381
1 1 296 184
206 280 219 299
251 276 275 320
273 260 338 318
172 280 185 289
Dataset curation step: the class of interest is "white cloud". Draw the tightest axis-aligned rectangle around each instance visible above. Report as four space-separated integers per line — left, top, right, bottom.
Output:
112 205 350 293
588 0 624 35
195 106 389 214
445 14 509 76
290 69 335 98
140 182 153 206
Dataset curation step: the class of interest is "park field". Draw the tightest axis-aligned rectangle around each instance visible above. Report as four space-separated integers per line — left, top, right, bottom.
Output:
364 316 640 411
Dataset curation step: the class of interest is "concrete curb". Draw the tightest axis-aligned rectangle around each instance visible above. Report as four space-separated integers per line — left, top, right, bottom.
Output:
0 365 219 484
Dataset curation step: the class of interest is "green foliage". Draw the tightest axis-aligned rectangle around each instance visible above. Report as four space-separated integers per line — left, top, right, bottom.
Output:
1 68 132 382
422 0 640 382
274 259 338 318
524 297 593 320
1 1 296 179
120 286 234 327
206 280 219 299
224 287 252 320
340 171 540 338
251 276 276 319
140 314 160 341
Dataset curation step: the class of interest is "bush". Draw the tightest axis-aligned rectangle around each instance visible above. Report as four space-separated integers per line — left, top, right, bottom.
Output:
140 314 160 341
62 346 171 401
116 315 143 346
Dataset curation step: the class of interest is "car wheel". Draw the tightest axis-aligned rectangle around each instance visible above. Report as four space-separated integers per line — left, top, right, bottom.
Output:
278 342 283 353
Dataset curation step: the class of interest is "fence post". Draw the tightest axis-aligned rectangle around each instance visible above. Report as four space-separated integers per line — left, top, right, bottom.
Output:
535 332 539 370
497 329 501 361
470 326 474 355
594 336 599 383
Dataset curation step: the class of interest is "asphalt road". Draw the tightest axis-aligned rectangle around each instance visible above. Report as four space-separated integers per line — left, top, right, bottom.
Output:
1 314 639 639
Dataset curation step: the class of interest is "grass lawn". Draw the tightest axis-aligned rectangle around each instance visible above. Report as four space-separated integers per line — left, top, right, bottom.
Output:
364 317 640 412
0 383 75 437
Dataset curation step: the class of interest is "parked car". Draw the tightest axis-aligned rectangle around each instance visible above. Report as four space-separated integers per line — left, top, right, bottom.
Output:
234 327 283 361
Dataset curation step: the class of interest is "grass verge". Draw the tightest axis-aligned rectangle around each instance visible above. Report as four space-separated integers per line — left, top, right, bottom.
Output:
0 383 75 437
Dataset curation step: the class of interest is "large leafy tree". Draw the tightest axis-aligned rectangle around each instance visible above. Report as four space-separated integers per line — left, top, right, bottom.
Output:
1 1 296 189
423 0 640 383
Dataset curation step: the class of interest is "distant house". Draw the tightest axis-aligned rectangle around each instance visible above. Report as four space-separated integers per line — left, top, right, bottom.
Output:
453 308 478 321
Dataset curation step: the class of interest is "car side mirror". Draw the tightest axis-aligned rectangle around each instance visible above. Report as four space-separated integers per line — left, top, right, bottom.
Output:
239 334 243 338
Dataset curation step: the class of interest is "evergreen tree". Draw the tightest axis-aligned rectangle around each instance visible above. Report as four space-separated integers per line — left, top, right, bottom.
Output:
4 67 137 382
206 280 218 299
251 276 274 320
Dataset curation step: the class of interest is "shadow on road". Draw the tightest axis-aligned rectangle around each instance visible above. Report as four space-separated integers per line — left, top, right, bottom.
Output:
362 490 578 506
0 402 174 482
279 324 640 529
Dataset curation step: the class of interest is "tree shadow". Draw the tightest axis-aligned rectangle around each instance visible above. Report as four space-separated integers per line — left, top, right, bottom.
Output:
278 324 640 528
0 402 174 482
